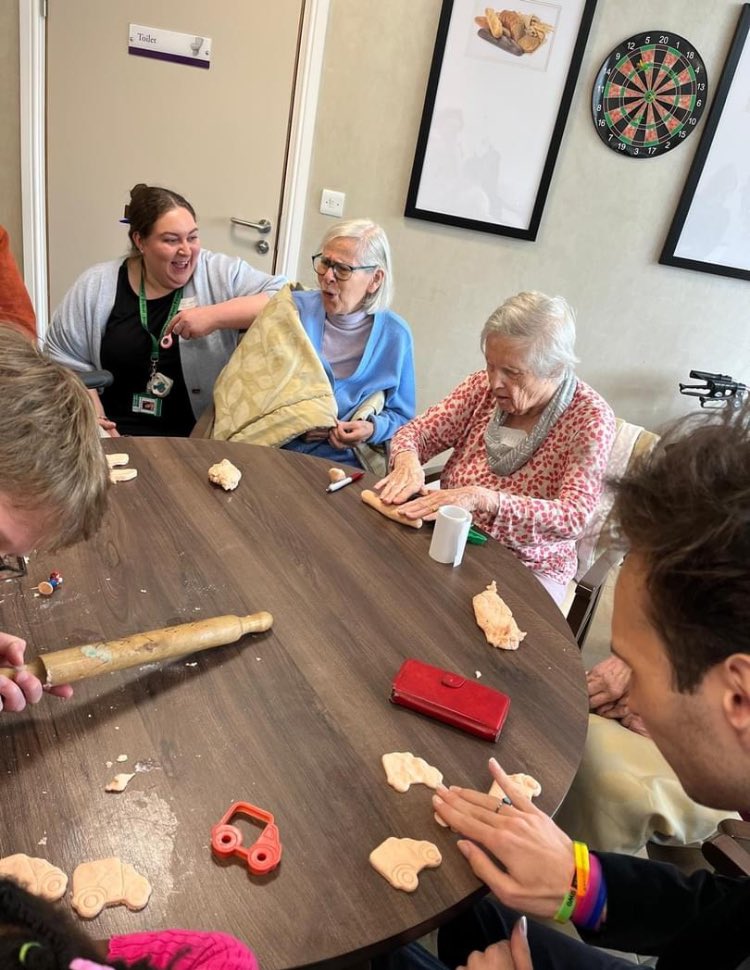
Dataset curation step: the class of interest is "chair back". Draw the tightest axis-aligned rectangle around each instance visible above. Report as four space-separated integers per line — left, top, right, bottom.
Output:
567 418 658 646
575 418 659 581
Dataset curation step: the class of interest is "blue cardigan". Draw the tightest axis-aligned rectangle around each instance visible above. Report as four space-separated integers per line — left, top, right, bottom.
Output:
283 290 416 466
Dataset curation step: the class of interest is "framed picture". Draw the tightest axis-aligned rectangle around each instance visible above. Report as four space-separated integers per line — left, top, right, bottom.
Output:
660 4 750 281
405 0 598 241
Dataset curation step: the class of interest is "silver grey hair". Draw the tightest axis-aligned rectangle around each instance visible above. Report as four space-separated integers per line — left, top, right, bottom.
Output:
320 219 393 313
480 291 579 379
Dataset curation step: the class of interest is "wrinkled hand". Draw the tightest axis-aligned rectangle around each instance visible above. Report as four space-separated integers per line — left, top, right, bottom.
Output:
0 633 73 712
587 655 631 710
166 306 220 340
375 452 426 505
459 925 533 970
620 708 650 737
433 759 573 920
394 485 498 522
328 420 373 449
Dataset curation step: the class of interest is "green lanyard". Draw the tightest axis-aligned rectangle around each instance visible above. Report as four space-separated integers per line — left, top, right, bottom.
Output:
138 269 183 364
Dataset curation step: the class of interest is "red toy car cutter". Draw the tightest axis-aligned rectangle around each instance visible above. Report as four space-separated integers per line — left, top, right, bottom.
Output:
210 801 282 875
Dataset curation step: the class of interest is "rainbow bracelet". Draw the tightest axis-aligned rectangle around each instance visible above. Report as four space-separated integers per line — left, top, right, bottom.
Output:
572 852 607 931
553 886 577 924
553 841 590 924
573 840 590 899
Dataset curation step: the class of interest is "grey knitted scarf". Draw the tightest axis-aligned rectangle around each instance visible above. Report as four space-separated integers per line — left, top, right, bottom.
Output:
484 372 577 477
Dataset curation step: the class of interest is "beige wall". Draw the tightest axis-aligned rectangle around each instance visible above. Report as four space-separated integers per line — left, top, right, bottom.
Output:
0 2 23 267
300 0 750 430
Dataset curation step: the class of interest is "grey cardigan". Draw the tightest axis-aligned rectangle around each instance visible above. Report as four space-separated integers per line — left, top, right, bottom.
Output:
46 250 287 419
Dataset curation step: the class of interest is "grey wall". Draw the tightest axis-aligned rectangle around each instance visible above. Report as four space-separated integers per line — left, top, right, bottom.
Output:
299 0 750 430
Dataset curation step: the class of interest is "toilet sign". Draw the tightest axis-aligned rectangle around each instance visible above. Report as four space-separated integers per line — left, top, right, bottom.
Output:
128 24 212 69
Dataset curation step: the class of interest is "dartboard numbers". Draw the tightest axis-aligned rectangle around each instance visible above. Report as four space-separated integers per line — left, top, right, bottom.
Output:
591 32 707 157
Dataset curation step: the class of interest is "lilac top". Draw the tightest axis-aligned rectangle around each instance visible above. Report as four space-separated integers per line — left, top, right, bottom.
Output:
322 308 373 379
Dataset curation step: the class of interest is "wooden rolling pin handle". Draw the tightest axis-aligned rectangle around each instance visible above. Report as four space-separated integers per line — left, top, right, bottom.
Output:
0 611 274 687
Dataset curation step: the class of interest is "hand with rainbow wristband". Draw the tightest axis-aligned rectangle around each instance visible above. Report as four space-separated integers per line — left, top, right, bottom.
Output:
552 841 607 931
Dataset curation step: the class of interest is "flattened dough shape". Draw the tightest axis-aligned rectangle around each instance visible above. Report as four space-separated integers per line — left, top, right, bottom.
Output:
489 773 542 801
382 752 443 792
110 468 138 483
0 853 67 900
369 837 441 892
361 490 423 528
71 858 152 918
472 580 526 649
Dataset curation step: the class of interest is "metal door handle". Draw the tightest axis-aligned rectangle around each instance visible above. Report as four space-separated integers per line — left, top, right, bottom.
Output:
231 217 272 234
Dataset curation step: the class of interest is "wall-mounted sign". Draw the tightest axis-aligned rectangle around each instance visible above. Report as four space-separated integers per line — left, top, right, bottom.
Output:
128 24 211 69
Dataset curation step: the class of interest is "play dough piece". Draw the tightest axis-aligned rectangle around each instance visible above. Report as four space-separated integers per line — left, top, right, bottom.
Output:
0 853 67 901
328 467 347 483
369 837 442 892
106 454 130 468
382 752 443 792
105 772 136 792
110 468 138 483
472 581 526 650
435 771 542 828
361 489 423 528
208 459 241 491
490 773 542 801
71 858 152 918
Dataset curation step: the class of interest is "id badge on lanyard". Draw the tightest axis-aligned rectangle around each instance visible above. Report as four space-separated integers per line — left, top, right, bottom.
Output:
134 270 183 416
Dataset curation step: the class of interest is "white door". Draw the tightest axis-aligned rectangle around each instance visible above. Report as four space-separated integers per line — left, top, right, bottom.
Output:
46 0 303 311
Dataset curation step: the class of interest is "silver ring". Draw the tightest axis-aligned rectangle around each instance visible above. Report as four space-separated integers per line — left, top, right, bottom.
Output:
495 795 512 812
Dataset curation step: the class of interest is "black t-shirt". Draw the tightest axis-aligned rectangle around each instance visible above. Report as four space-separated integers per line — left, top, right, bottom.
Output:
100 261 195 436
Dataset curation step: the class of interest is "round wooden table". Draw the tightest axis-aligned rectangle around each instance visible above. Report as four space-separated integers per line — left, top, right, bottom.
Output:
0 438 587 969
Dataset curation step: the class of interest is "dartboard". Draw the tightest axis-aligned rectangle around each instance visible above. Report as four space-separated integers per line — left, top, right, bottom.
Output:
591 31 707 157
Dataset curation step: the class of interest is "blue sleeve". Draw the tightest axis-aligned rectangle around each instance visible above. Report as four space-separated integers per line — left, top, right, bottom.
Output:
368 322 416 445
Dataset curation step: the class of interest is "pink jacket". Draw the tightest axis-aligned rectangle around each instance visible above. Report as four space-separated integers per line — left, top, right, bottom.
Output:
391 372 615 585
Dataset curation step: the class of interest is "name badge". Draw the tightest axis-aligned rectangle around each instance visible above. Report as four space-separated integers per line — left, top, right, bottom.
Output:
132 393 163 416
178 296 198 312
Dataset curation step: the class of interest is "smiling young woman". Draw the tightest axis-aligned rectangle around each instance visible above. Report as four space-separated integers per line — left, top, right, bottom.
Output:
46 183 287 437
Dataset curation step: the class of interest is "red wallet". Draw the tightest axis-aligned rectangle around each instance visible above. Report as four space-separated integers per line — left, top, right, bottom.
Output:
390 659 511 742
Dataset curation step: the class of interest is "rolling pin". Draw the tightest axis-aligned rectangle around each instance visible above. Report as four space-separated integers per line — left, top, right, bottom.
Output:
0 612 273 687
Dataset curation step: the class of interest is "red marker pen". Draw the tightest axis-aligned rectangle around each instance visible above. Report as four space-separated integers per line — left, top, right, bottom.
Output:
326 471 365 493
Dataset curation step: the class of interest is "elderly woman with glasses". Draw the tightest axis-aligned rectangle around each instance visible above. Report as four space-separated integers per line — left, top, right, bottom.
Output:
376 291 615 605
281 219 416 467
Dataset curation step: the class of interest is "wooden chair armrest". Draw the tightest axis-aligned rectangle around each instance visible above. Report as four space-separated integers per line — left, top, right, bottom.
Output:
702 831 750 877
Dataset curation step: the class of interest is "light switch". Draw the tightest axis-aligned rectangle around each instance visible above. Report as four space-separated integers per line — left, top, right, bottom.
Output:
320 189 345 218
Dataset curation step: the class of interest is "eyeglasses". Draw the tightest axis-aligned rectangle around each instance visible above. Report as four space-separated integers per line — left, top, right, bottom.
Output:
312 253 377 282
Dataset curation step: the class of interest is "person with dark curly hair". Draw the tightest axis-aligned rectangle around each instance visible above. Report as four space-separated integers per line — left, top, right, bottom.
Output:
0 877 256 969
374 402 750 970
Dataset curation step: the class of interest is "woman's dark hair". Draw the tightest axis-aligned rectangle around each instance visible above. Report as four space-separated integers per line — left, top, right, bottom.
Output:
0 878 158 969
123 183 196 255
612 402 750 693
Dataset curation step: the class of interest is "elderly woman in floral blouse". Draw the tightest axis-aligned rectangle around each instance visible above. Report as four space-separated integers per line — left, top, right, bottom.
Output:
376 291 615 605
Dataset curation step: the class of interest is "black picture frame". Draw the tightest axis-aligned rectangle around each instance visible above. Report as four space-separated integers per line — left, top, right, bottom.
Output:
405 0 598 241
660 4 750 281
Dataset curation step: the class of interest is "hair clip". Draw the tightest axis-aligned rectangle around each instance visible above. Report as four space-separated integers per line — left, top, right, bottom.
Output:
18 942 42 965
